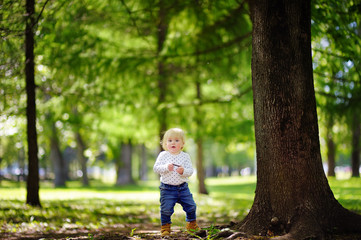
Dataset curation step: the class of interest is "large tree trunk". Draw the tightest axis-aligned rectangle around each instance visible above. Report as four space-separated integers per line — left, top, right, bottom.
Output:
75 131 89 186
326 116 336 177
237 0 361 239
116 142 133 185
351 111 360 177
25 0 41 207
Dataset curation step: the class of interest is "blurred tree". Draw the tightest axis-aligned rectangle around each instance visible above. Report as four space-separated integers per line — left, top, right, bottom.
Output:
326 114 336 176
238 0 361 238
75 131 89 186
139 144 148 181
351 113 360 177
312 0 361 177
48 115 67 187
116 141 134 185
155 0 170 145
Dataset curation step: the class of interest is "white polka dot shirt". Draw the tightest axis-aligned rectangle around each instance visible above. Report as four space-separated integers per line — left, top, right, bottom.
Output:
153 151 194 185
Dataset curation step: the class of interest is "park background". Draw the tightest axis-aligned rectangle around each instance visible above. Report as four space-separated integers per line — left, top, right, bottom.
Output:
1 0 361 239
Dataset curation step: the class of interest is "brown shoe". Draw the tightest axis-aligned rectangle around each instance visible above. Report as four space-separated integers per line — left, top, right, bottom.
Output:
161 223 171 236
186 220 199 232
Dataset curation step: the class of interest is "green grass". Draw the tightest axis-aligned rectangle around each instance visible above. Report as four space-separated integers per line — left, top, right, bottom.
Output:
328 177 361 212
0 176 360 237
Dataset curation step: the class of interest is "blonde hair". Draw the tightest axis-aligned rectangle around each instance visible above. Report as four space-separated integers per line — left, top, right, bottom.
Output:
161 128 185 151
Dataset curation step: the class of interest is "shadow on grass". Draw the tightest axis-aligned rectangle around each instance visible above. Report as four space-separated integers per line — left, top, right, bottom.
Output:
1 177 361 239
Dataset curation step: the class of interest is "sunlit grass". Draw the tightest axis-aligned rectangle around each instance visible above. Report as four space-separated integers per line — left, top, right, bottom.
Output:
328 177 361 212
0 176 360 236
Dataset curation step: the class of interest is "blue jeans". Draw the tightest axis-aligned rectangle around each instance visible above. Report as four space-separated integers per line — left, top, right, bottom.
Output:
159 182 197 225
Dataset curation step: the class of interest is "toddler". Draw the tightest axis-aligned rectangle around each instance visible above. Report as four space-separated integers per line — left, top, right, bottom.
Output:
153 128 199 236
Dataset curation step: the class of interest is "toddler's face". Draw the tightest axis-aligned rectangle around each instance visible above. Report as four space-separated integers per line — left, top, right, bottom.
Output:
166 136 184 155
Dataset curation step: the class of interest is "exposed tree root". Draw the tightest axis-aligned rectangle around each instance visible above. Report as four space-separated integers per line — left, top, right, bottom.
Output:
333 206 361 233
271 214 325 240
235 204 361 240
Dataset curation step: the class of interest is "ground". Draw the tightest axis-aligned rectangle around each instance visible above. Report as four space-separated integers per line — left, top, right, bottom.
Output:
2 221 361 240
1 177 361 240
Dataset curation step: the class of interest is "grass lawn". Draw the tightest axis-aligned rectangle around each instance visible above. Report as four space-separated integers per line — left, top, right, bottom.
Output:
0 176 360 239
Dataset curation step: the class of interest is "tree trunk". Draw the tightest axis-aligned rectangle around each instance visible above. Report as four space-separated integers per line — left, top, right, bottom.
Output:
326 116 336 177
196 138 208 194
18 147 26 182
351 111 360 177
25 0 41 207
116 142 133 185
157 0 169 148
75 131 89 186
0 157 2 183
50 122 67 187
139 144 148 181
237 0 361 238
195 80 208 194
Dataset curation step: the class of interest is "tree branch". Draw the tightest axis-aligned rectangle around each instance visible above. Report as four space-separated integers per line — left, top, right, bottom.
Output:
119 0 151 45
314 70 352 83
159 85 252 110
33 0 51 28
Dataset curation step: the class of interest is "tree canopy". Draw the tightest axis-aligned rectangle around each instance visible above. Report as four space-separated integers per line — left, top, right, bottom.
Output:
0 0 360 190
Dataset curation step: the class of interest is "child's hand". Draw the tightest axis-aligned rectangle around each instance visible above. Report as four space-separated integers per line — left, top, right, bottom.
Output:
168 164 174 171
176 167 184 175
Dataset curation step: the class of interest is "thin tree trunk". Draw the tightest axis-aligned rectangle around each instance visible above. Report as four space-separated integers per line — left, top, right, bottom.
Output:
351 112 360 177
50 121 66 187
195 80 208 194
196 138 208 194
238 0 361 238
139 144 148 181
18 148 26 181
75 131 89 186
157 0 168 148
326 116 336 177
25 0 41 207
0 157 2 183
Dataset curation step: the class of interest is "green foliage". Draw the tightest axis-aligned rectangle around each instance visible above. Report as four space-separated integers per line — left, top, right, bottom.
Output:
1 0 255 183
311 0 361 165
1 0 360 191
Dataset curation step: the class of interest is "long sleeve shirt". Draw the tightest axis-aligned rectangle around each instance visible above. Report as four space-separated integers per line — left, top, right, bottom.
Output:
153 151 194 185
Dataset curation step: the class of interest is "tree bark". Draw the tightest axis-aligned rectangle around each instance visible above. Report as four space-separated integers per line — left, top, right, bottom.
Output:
25 0 41 207
326 116 336 177
237 0 361 238
116 142 133 185
351 111 360 177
